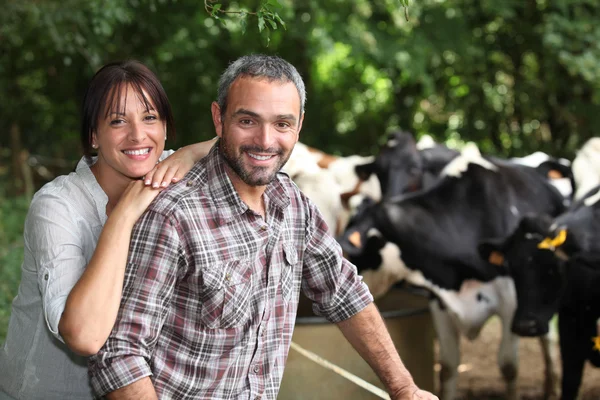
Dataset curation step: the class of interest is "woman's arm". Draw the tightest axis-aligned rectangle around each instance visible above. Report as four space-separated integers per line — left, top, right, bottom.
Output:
144 138 217 188
58 181 160 355
58 139 215 355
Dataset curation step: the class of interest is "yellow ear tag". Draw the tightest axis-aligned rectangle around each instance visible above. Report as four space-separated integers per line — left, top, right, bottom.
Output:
537 229 567 250
592 336 600 353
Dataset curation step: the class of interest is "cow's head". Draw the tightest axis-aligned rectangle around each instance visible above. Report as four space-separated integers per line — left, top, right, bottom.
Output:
478 214 574 336
337 196 379 260
337 196 408 298
354 131 423 199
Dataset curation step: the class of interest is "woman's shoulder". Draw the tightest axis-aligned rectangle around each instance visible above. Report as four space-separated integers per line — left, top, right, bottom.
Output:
29 165 100 220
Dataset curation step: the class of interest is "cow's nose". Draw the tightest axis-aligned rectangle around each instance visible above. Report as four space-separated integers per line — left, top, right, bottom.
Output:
511 318 548 337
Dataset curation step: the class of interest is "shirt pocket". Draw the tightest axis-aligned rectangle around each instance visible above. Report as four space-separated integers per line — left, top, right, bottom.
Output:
200 259 254 329
281 243 299 303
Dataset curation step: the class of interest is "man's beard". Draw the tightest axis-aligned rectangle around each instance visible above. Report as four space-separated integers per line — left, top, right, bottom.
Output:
219 129 292 187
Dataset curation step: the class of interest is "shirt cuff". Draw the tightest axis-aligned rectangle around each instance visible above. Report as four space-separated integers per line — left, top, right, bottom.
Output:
41 268 66 343
89 355 152 398
317 279 374 323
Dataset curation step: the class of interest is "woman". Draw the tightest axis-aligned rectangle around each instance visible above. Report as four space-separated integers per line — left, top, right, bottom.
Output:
0 60 214 399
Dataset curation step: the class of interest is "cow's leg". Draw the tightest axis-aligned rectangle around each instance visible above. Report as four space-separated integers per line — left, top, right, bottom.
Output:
430 300 460 400
558 312 586 400
497 284 519 400
538 322 560 400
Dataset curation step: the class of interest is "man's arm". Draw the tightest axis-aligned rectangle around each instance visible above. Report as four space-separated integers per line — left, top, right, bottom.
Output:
88 210 182 398
105 377 157 400
336 302 438 400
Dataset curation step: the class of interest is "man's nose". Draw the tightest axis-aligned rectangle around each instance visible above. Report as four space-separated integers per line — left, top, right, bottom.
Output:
254 124 273 149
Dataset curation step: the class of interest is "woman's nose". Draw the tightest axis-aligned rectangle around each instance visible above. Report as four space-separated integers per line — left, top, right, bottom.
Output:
128 121 146 142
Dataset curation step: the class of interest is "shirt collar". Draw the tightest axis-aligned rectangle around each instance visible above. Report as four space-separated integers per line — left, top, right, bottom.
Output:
202 141 291 225
76 156 109 224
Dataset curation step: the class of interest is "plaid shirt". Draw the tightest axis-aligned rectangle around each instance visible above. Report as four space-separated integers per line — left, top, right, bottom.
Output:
88 144 373 399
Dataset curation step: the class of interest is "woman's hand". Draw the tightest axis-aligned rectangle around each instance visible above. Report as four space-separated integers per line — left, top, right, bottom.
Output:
113 180 163 224
143 151 195 189
144 139 217 188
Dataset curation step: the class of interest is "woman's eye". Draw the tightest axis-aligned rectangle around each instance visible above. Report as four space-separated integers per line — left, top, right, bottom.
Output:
144 115 158 121
110 119 125 125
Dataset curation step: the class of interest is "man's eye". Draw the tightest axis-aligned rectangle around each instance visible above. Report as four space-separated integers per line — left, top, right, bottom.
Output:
277 122 291 129
240 119 253 125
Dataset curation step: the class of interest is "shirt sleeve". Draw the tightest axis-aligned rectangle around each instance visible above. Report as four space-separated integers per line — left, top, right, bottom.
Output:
300 198 373 323
25 193 89 342
88 209 183 397
159 149 176 161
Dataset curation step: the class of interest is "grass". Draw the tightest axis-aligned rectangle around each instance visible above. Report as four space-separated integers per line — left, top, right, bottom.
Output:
0 193 30 344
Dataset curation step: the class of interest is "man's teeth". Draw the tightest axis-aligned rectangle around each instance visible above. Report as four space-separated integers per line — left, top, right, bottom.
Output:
123 148 150 156
248 153 273 161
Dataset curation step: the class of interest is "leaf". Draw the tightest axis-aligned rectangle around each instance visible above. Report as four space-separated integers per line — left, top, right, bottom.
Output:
274 13 286 30
239 12 248 35
261 26 271 47
211 3 222 17
257 13 265 33
267 18 277 30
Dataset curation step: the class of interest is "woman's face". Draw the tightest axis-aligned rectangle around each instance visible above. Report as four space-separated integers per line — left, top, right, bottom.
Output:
92 84 166 181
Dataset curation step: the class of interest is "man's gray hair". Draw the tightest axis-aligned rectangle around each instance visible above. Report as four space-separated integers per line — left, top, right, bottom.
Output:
217 54 306 116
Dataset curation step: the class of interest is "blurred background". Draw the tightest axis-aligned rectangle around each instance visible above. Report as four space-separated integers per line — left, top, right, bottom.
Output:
1 0 599 360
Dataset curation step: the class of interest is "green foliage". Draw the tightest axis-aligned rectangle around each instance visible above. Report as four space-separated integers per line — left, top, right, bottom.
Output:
0 192 30 343
204 0 286 45
0 0 599 346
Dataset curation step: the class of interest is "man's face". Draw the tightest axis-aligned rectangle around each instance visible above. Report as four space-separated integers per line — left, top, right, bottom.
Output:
212 77 303 188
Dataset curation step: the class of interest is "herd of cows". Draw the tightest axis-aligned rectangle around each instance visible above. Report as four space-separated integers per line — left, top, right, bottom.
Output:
282 133 600 400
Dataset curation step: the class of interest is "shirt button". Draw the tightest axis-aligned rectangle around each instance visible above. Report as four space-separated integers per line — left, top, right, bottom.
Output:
253 365 260 373
255 396 261 400
186 180 195 187
260 225 268 231
225 273 232 281
44 273 49 280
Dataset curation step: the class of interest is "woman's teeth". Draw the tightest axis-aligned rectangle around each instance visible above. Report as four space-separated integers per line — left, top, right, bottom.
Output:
123 148 150 155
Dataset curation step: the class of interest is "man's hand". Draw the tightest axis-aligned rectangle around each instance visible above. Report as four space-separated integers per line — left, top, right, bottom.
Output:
392 385 439 400
409 388 439 400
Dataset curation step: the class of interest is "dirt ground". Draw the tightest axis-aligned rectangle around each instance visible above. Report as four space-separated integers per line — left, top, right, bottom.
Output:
436 317 600 400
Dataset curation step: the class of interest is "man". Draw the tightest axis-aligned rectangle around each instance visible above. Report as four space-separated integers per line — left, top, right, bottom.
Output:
88 54 437 400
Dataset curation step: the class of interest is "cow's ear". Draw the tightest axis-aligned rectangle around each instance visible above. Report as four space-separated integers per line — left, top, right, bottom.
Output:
518 214 554 236
478 238 506 268
355 163 374 181
537 160 572 180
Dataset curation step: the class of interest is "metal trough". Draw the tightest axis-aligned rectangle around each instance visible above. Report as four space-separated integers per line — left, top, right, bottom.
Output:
279 285 435 399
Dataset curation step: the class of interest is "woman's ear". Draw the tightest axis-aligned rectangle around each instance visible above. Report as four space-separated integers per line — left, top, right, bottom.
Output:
91 131 98 149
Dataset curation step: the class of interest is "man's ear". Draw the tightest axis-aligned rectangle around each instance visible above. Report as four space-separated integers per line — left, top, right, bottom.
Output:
211 102 223 138
295 111 305 144
478 238 507 269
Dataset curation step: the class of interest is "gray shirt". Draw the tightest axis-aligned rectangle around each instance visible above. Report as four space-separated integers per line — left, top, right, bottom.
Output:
0 152 172 399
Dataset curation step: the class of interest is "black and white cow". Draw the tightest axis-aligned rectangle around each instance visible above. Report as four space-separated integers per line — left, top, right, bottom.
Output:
478 185 600 400
338 148 566 400
354 131 460 199
572 137 600 200
356 131 574 204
